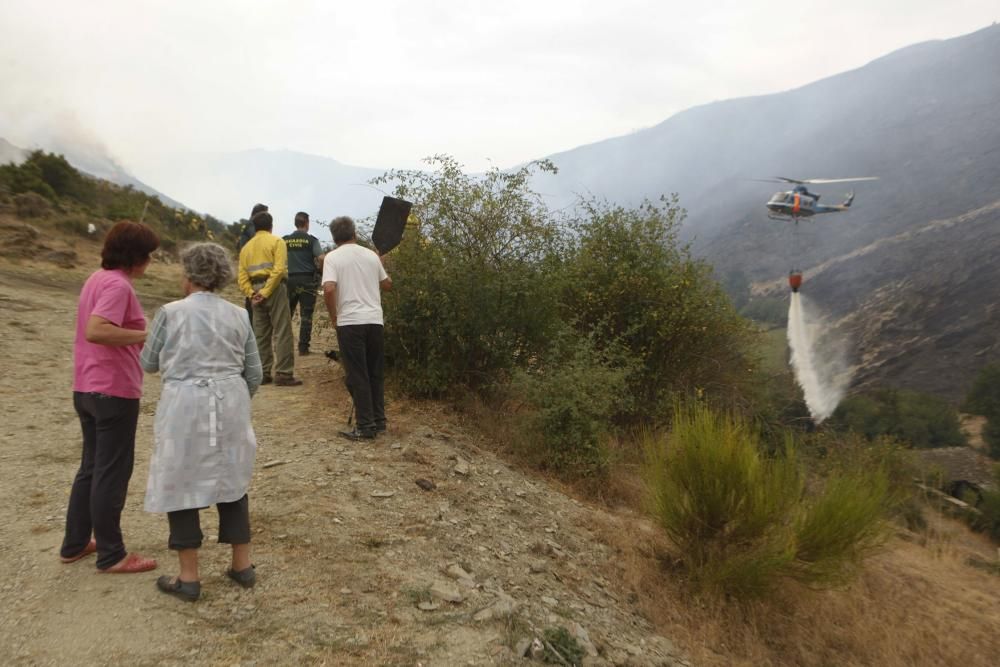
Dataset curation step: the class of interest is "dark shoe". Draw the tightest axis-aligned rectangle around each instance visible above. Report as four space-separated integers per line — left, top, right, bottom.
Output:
375 424 387 436
339 428 376 442
274 375 303 387
226 565 256 589
299 348 311 356
261 375 273 385
156 575 201 602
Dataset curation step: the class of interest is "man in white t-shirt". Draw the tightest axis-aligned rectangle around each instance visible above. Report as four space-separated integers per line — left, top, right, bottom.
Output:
322 216 393 440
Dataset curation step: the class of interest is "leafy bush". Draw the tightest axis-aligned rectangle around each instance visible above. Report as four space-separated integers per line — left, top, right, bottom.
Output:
644 404 889 597
831 389 964 448
965 465 1000 541
741 296 789 327
963 363 1000 417
964 363 1000 459
541 626 586 665
376 156 564 396
512 330 633 477
561 197 756 419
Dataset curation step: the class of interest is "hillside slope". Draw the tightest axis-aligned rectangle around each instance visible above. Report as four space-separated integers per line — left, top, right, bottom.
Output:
536 24 1000 398
752 199 1000 398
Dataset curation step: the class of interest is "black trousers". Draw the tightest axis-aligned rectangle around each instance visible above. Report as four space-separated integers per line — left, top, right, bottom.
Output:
166 494 251 550
287 273 318 351
61 392 140 569
336 324 386 434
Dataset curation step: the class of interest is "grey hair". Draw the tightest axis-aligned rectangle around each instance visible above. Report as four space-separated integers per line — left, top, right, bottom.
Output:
330 216 356 245
180 242 234 292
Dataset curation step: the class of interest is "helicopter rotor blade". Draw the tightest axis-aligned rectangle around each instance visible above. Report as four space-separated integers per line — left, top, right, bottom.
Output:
797 177 879 184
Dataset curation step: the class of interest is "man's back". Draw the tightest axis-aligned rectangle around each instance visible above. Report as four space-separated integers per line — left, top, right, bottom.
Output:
283 230 321 275
321 244 387 326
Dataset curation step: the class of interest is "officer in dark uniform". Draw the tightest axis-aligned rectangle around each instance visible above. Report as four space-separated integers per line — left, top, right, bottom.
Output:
283 211 324 355
237 203 269 325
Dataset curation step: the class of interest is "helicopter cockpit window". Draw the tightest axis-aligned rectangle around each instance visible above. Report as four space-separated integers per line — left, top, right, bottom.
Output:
772 192 789 203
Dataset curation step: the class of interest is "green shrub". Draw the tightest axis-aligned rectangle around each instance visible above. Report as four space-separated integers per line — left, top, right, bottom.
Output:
965 465 1000 541
791 467 889 583
964 363 1000 459
963 363 1000 418
831 389 964 448
741 296 789 327
512 330 633 477
644 403 889 597
376 156 564 395
541 626 586 665
561 197 756 420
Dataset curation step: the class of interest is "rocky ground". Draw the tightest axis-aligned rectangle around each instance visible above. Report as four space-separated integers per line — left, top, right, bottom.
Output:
0 253 689 666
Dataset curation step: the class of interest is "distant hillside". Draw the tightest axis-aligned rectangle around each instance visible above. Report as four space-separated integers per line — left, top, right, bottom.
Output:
535 24 1000 398
134 149 388 234
0 136 190 212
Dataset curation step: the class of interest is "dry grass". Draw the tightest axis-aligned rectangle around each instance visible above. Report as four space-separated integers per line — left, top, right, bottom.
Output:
455 391 1000 665
587 505 1000 667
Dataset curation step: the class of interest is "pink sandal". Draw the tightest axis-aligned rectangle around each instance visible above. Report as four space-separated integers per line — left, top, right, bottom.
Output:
60 539 97 564
98 552 158 574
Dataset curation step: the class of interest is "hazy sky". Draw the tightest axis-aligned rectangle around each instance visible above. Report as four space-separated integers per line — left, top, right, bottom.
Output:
0 0 996 174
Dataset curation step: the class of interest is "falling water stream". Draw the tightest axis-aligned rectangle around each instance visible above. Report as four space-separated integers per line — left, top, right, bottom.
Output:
787 292 850 423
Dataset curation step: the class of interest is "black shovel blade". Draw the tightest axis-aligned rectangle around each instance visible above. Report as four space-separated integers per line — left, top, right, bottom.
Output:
372 196 412 255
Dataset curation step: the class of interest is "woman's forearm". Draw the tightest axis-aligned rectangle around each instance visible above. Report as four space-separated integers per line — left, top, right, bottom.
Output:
85 315 147 347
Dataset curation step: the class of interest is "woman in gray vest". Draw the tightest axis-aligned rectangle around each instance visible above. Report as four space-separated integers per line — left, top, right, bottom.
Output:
140 242 262 602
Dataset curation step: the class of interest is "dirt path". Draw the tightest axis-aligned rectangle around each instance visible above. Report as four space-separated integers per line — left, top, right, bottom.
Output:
0 259 687 666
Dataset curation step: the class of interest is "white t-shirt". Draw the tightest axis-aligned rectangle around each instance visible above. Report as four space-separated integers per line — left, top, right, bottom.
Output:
321 243 388 326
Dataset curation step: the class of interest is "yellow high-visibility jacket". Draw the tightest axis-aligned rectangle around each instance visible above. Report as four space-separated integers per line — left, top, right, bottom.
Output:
238 231 288 299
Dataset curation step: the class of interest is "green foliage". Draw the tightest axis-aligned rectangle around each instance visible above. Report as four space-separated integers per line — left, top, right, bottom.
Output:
0 150 236 248
831 389 964 448
964 363 1000 459
561 197 757 418
512 330 633 477
741 296 789 327
644 403 889 598
963 363 1000 417
965 465 1000 541
541 626 586 665
791 467 889 583
1 159 56 199
375 156 563 396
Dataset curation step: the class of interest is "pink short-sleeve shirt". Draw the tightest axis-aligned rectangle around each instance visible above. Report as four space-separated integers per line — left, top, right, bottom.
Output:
73 269 146 399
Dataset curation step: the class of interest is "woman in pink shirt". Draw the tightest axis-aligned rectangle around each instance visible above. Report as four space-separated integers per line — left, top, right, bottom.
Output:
60 221 160 573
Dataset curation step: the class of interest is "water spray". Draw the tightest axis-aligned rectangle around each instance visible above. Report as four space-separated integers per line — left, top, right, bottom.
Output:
787 291 851 423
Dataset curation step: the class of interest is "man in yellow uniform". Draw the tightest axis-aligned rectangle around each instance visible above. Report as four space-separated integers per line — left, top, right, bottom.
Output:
238 211 302 386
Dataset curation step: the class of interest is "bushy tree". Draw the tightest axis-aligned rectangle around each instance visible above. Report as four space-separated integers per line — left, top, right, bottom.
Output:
373 156 564 395
964 363 1000 458
832 389 964 448
561 197 756 419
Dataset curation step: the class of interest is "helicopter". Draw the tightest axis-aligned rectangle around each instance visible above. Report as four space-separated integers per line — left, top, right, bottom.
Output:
759 176 878 221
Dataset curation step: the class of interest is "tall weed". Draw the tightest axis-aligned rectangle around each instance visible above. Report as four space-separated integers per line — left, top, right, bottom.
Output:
644 403 890 598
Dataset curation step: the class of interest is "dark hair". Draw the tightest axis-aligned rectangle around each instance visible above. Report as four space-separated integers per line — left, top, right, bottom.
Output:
330 216 356 244
251 203 268 217
101 221 160 271
294 211 310 228
252 211 273 232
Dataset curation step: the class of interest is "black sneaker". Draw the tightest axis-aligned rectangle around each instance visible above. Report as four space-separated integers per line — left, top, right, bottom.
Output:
339 428 376 442
299 348 311 356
